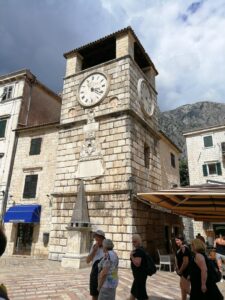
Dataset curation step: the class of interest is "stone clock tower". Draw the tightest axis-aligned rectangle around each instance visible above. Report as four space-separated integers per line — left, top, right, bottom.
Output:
49 27 181 267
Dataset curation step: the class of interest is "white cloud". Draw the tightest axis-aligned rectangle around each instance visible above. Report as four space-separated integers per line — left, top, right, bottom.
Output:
1 0 225 111
100 0 225 110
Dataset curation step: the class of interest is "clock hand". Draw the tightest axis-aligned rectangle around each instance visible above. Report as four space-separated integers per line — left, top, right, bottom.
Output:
91 88 103 95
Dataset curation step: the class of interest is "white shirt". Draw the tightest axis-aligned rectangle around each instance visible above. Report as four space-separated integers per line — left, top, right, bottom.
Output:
89 244 104 264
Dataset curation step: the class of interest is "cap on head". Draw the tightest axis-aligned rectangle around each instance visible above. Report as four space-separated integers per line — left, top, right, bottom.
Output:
93 229 105 238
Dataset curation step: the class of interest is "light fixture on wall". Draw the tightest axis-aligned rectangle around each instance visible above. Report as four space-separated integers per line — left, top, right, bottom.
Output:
128 176 135 200
46 194 52 207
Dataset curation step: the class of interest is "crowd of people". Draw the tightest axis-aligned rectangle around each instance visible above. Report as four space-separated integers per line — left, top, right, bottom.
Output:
175 234 224 300
0 225 225 300
87 230 224 300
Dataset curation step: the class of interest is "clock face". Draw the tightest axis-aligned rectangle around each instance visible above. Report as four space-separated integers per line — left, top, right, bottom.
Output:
78 72 109 107
137 78 154 117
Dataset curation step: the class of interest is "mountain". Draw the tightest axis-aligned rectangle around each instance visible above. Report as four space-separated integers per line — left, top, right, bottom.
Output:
159 101 225 155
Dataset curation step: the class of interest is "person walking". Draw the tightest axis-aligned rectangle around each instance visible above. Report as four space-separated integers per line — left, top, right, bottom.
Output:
214 234 225 282
97 239 119 300
86 230 105 300
189 238 223 300
196 233 206 244
175 234 191 300
129 234 148 300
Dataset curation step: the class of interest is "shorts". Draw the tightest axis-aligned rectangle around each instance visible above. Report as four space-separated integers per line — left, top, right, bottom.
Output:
216 253 225 262
98 287 116 300
90 260 100 296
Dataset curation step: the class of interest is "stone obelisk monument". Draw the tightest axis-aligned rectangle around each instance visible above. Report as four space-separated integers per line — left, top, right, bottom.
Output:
61 180 91 268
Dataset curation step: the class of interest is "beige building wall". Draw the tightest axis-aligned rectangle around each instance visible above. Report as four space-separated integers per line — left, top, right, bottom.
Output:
4 124 59 258
159 132 181 189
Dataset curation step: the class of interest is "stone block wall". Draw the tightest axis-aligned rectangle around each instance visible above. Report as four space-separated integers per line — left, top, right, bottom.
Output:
49 52 182 267
49 192 134 268
49 192 183 267
159 134 180 189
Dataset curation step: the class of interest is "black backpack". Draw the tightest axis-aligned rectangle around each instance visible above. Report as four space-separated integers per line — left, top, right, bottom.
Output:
205 256 221 283
145 252 157 276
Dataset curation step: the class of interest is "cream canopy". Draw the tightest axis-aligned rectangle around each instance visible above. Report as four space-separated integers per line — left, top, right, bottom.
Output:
137 184 225 222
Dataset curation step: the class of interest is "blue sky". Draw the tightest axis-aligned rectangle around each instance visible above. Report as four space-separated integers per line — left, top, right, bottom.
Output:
0 0 225 111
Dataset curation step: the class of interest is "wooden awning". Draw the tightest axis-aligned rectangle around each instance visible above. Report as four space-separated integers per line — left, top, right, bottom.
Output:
137 184 225 222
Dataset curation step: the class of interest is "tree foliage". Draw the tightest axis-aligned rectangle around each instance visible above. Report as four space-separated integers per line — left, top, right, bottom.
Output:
179 159 189 186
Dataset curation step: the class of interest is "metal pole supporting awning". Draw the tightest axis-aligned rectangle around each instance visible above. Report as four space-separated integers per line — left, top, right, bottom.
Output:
137 184 225 222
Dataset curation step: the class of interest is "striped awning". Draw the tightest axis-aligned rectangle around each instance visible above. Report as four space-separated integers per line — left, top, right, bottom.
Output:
137 184 225 221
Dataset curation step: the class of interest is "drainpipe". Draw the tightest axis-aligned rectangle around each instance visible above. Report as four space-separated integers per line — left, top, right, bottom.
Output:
1 131 19 225
24 78 34 126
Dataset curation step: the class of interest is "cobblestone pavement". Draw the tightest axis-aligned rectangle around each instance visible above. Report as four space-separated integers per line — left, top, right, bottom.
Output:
0 256 224 300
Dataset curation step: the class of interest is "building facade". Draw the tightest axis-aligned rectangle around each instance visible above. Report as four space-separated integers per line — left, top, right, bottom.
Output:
0 70 61 220
48 27 183 267
159 130 181 189
184 124 225 185
4 123 59 258
184 125 225 242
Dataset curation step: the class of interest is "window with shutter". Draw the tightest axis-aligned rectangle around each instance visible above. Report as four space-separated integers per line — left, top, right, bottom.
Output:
144 144 150 168
23 175 38 198
29 138 42 155
217 162 222 175
203 135 213 148
171 153 176 168
0 119 7 138
202 164 208 176
208 163 217 175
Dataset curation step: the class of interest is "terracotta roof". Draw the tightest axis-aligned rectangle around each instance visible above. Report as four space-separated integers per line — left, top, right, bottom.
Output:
183 123 225 136
64 26 158 74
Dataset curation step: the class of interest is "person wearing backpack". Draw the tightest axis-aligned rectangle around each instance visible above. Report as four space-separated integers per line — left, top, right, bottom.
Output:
129 234 149 300
189 239 223 300
214 234 225 282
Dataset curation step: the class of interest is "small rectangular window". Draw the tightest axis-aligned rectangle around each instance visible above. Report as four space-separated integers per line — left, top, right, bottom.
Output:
203 162 222 176
203 135 213 148
0 119 7 138
170 153 176 168
29 138 42 155
208 163 217 175
23 174 38 198
144 144 150 168
1 86 13 101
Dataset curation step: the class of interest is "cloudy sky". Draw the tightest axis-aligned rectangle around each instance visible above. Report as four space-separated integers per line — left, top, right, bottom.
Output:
1 0 225 111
